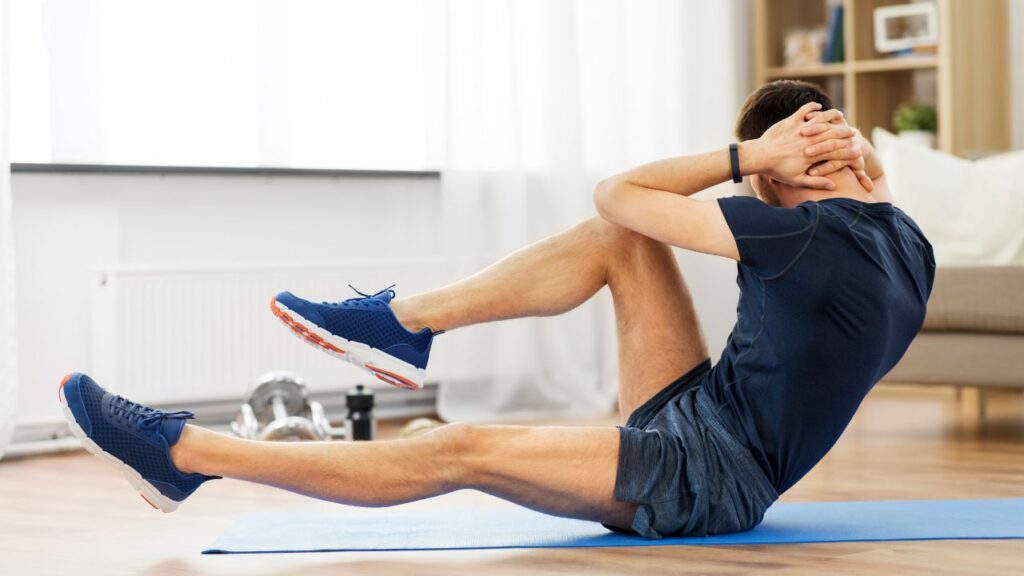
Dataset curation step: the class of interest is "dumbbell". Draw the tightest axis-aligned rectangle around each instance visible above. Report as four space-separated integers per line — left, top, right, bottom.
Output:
231 371 329 441
231 371 376 442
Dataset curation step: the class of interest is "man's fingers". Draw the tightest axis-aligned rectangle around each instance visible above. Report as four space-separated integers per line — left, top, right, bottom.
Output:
793 101 823 122
804 108 845 124
803 177 837 191
808 125 855 146
855 170 875 192
810 146 863 167
792 174 836 191
805 134 857 156
808 141 864 173
800 122 833 136
808 159 847 177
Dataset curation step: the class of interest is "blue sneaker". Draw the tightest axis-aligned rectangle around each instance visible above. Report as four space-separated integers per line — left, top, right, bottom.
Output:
271 285 437 390
58 373 218 512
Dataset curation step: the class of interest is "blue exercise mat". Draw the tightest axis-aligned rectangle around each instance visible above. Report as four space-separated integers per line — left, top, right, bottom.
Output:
204 498 1024 554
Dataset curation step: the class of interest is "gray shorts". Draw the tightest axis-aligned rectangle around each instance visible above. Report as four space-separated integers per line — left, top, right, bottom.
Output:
607 359 778 539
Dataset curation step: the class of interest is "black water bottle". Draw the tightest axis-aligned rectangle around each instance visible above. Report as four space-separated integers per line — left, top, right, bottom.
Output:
345 384 375 441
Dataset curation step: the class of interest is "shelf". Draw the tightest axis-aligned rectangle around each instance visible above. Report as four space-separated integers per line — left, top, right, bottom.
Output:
852 56 938 73
764 56 939 80
763 62 846 79
753 0 1010 156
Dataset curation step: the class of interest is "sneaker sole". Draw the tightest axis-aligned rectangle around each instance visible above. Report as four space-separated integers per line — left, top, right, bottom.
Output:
58 374 182 513
269 297 425 391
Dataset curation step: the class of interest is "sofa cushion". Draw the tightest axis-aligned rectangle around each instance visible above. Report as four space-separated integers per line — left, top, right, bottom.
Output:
873 128 1024 266
923 266 1024 333
884 332 1024 388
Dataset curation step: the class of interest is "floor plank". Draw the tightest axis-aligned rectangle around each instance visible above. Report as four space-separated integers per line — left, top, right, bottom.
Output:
2 384 1023 575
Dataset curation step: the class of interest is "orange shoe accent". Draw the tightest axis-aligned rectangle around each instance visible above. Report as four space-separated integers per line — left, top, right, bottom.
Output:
322 341 345 354
366 364 418 390
371 371 406 389
58 373 73 401
270 295 346 354
140 494 159 510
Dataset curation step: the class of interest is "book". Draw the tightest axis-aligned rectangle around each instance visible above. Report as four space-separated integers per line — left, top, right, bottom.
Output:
823 3 845 63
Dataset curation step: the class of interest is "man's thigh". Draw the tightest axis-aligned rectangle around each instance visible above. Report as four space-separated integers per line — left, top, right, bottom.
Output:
605 226 709 420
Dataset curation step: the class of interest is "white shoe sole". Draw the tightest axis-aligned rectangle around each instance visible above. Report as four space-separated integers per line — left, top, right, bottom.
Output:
270 298 426 391
58 376 182 513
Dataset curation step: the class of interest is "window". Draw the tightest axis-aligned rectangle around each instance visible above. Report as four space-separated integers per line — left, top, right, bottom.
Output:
10 0 442 170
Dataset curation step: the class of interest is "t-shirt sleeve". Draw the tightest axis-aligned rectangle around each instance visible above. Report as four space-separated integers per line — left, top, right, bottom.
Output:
717 196 819 278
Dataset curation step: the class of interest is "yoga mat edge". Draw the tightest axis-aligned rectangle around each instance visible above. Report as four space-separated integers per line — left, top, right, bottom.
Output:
203 498 1024 554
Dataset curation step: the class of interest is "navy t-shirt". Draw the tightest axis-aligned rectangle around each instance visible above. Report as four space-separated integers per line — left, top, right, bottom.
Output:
709 196 935 494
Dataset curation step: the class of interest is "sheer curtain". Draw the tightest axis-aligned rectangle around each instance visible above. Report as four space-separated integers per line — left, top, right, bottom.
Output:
436 0 748 421
0 0 17 458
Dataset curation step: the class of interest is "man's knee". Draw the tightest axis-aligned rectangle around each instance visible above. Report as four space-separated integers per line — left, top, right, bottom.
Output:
582 217 674 271
581 217 653 252
431 421 476 449
423 422 478 486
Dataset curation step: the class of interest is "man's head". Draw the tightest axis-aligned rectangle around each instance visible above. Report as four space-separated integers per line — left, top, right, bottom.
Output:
735 80 834 206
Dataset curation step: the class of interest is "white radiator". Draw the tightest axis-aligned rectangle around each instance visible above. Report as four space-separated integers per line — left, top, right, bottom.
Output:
91 262 449 404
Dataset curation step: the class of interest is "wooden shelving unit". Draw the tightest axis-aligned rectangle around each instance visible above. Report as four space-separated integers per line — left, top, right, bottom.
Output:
752 0 1011 157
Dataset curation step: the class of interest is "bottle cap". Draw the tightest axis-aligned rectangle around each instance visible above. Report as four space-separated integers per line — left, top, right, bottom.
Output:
346 384 375 410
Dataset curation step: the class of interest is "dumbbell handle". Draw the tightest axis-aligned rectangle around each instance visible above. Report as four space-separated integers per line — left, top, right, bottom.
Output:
271 395 289 422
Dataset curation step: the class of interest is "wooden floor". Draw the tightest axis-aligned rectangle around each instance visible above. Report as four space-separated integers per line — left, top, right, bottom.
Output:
2 384 1024 576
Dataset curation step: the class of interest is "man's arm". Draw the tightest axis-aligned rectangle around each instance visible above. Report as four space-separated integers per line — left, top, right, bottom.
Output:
593 148 750 260
594 102 859 260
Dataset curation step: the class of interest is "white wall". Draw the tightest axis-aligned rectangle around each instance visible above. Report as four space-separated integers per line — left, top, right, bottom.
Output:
12 172 442 424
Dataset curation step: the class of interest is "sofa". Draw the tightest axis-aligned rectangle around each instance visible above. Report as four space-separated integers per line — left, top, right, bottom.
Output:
883 265 1024 412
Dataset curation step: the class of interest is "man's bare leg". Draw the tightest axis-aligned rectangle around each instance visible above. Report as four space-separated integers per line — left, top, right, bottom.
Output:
170 217 707 529
391 216 708 417
171 421 636 529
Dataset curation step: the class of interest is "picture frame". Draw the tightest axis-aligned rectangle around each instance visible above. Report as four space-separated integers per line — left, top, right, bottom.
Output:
873 3 939 54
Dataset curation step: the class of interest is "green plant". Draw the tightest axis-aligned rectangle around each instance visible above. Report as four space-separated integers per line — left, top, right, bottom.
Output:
893 103 938 133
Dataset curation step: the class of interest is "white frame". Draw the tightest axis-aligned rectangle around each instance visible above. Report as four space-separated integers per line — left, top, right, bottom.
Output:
873 3 939 54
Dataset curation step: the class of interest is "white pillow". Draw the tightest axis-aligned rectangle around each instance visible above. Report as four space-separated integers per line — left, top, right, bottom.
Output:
873 128 1024 266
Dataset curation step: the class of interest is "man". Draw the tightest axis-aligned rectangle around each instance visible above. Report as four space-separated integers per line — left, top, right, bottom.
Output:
59 80 933 538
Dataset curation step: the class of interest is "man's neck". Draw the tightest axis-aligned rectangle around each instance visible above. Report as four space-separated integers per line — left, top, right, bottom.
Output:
778 168 877 208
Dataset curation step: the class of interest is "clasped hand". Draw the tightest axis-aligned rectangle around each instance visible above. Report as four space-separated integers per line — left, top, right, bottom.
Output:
745 102 874 192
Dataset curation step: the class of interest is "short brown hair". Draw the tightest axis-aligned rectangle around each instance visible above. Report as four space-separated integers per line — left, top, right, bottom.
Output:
734 80 834 141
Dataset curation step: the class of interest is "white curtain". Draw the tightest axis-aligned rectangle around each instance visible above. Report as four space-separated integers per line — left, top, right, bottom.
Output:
0 0 17 458
436 0 748 421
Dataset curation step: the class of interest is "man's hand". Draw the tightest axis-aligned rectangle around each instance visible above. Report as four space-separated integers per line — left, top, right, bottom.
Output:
801 109 878 191
740 102 864 191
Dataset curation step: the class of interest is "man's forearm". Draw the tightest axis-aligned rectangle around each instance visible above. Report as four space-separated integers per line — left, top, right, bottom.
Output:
600 143 761 198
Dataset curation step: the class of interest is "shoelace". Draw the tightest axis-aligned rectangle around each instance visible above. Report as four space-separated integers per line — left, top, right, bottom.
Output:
110 396 194 434
321 284 396 307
